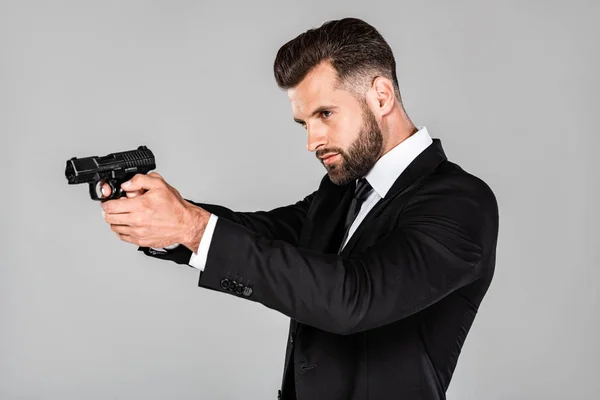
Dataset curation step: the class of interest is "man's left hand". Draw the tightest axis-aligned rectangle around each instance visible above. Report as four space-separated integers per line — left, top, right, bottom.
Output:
100 172 209 252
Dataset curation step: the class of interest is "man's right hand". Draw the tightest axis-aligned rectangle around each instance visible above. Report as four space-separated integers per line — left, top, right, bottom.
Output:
100 181 145 230
99 179 183 250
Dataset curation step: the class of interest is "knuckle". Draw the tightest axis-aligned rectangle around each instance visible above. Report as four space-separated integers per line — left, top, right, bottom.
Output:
153 173 165 185
129 174 140 184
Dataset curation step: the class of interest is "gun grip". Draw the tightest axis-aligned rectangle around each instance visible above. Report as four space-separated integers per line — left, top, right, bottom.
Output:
90 179 127 201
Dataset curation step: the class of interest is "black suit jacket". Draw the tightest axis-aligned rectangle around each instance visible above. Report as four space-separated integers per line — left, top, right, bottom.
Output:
138 139 499 400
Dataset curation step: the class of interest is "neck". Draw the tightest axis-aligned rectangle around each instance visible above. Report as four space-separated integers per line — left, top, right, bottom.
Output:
380 104 417 156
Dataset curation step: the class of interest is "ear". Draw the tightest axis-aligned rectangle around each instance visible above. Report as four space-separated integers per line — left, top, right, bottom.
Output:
368 76 396 117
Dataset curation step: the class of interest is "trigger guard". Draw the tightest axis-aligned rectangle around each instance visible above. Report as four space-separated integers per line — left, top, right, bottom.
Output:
109 180 126 199
95 179 125 200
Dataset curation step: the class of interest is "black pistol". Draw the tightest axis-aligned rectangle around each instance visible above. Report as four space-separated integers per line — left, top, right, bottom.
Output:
65 145 156 201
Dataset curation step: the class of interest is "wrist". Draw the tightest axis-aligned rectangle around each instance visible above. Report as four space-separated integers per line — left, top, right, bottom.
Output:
180 204 210 253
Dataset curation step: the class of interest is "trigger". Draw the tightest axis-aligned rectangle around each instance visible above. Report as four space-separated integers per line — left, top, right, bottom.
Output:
112 182 125 198
94 180 105 199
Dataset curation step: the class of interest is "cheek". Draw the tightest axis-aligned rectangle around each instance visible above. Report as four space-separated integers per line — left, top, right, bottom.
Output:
334 115 361 148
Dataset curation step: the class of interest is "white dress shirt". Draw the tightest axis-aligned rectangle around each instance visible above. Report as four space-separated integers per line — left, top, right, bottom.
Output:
153 126 433 271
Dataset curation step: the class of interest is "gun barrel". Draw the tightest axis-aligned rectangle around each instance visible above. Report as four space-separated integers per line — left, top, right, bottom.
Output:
65 145 156 184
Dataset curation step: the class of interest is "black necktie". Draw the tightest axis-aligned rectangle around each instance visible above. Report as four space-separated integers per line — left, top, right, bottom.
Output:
338 177 373 253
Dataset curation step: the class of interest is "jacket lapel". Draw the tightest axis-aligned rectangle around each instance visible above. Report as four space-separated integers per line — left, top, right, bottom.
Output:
299 177 355 254
339 138 448 256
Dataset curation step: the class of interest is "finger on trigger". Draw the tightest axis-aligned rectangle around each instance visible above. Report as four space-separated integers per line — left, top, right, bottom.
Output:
101 183 112 198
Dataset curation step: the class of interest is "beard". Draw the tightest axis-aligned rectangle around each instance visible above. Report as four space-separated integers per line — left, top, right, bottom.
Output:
320 102 384 186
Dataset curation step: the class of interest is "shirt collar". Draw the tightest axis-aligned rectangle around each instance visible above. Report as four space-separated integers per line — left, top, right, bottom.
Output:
363 126 433 198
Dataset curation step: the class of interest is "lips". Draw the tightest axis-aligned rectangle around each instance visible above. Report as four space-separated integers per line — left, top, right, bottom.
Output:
321 153 340 165
319 153 338 160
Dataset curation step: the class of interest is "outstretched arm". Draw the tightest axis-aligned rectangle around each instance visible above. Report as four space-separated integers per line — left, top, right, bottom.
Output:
99 171 319 265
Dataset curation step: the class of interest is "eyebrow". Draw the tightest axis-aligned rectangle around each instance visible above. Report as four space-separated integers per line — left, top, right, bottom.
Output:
293 105 339 125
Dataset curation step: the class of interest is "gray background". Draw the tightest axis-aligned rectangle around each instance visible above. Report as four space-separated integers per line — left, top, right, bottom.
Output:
1 0 598 399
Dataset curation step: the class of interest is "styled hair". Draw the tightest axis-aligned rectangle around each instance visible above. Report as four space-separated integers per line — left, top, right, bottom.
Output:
273 17 401 100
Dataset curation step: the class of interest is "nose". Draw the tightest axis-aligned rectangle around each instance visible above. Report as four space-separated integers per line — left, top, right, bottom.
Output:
306 125 327 153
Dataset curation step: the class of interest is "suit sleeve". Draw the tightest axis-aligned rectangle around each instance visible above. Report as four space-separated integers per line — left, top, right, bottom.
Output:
196 177 499 335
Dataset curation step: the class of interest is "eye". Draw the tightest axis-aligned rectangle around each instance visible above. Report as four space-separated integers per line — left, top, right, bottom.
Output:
320 110 332 119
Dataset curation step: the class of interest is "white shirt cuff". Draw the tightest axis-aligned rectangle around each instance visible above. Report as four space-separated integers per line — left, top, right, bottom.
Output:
149 243 181 252
188 214 219 271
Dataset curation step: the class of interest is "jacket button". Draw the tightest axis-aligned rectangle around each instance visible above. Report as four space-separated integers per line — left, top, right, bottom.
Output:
235 283 244 294
220 279 230 290
243 287 253 297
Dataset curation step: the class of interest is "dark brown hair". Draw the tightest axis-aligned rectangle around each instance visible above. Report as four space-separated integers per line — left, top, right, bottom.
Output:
273 17 401 100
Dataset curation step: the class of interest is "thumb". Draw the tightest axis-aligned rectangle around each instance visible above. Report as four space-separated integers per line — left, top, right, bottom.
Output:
124 189 145 198
121 172 163 192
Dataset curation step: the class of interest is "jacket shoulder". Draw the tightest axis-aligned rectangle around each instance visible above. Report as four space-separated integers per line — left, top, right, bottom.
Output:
421 160 498 210
406 160 500 255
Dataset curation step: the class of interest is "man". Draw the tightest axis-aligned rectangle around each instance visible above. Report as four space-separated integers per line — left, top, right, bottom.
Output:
100 17 499 400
